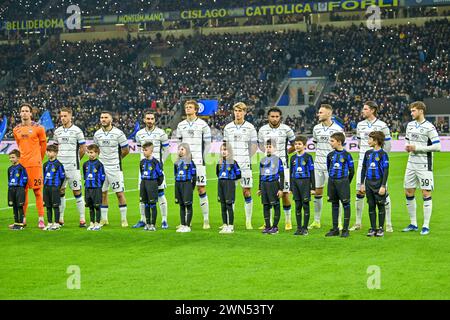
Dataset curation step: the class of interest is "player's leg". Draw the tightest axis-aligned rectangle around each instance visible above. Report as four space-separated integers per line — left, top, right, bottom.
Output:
112 170 127 227
403 169 419 232
71 171 86 227
352 162 364 230
282 168 292 230
241 169 253 229
45 207 53 230
227 200 234 232
366 185 377 235
325 180 340 237
116 191 128 227
158 174 168 228
133 173 146 228
218 181 227 232
134 173 146 228
291 181 302 232
310 170 326 229
376 193 386 237
301 182 311 233
294 200 302 234
100 171 111 225
385 190 393 232
149 181 159 230
59 182 67 225
34 186 45 228
226 181 236 233
196 165 209 229
100 190 109 225
180 204 186 226
338 180 351 234
185 201 193 231
419 171 434 235
270 202 281 234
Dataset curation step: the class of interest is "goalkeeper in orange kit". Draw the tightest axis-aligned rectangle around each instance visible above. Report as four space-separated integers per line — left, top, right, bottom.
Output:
12 103 47 229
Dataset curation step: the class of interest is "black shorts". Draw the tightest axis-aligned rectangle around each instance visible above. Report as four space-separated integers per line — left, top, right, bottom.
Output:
43 186 61 208
8 187 25 207
85 188 102 208
328 178 351 203
291 178 311 202
218 180 236 204
175 181 194 206
365 180 387 205
140 180 159 204
261 181 281 205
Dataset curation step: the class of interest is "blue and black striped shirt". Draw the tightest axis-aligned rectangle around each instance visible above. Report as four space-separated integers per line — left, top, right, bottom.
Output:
360 149 389 186
290 153 315 179
43 160 66 187
259 155 285 189
140 157 164 185
174 159 197 183
327 150 354 181
216 159 242 180
8 164 28 187
83 159 106 188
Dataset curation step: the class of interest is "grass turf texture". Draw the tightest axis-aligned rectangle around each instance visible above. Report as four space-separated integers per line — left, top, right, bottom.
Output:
1 152 450 300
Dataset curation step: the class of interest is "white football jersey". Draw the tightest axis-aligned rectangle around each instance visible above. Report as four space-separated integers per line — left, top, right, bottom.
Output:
176 117 211 165
258 123 295 167
357 118 391 161
312 121 344 171
93 127 128 170
135 127 169 163
53 125 86 170
405 120 440 171
223 121 257 170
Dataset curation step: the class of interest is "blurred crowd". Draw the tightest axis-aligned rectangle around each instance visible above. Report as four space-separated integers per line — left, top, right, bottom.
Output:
0 18 449 139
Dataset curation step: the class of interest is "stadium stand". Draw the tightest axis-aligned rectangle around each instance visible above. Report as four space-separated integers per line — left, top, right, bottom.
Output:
0 4 448 139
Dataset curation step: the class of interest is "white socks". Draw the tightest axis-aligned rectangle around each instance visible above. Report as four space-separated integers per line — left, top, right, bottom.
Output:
355 195 365 225
313 196 323 222
423 197 432 228
75 194 85 222
385 194 392 226
284 205 292 224
119 205 127 221
245 197 253 222
406 196 417 226
59 195 66 221
100 205 108 221
140 202 146 222
199 193 209 221
159 193 168 223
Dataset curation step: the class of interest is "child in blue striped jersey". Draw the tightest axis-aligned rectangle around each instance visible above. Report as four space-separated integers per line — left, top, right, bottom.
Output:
360 131 389 237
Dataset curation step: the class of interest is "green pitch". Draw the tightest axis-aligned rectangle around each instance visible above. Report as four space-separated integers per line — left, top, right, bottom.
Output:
1 152 450 300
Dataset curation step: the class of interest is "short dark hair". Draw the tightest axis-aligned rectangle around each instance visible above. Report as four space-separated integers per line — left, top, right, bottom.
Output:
46 144 58 153
144 111 156 119
267 107 282 116
330 132 345 145
9 149 20 157
142 142 154 149
364 101 378 116
87 144 100 154
294 135 308 145
19 102 33 113
369 131 385 147
265 138 277 148
100 110 113 117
